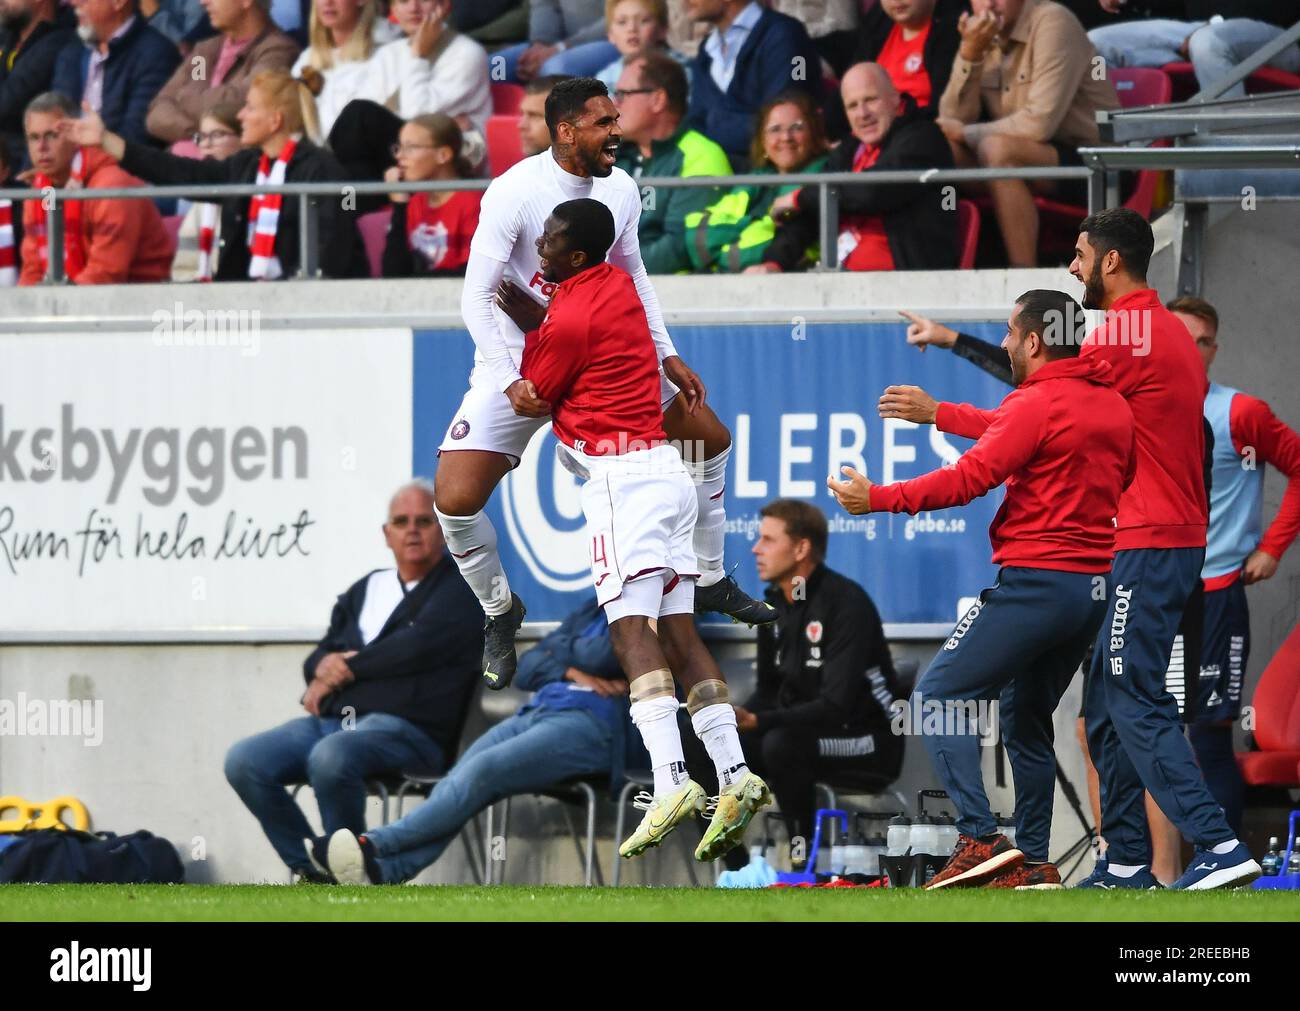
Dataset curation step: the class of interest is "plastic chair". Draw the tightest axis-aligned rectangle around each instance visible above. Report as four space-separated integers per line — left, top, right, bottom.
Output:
356 206 393 278
486 115 525 177
1237 621 1300 788
956 199 979 269
490 81 525 115
1110 66 1174 108
487 777 605 886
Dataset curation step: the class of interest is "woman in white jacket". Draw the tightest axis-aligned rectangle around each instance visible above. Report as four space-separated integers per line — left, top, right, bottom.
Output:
328 0 491 204
290 0 402 139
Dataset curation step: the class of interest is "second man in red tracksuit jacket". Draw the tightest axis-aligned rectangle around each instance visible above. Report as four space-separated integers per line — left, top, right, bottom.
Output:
829 288 1135 891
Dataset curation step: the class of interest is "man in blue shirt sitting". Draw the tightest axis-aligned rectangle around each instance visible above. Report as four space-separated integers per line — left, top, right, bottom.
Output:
316 596 641 884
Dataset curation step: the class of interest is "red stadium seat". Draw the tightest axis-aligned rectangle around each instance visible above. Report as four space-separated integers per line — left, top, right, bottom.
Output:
491 82 525 115
161 213 184 247
487 114 525 177
956 199 979 269
1160 60 1300 102
1110 66 1174 108
1237 621 1300 788
357 206 392 278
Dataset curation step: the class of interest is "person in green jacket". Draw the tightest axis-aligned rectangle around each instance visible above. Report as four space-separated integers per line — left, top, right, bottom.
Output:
612 50 731 274
685 89 829 274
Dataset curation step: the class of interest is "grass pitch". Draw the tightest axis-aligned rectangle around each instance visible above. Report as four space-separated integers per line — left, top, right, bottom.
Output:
2 884 1295 922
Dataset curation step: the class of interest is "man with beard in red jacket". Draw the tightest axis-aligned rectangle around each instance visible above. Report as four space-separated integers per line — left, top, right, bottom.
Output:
829 288 1135 890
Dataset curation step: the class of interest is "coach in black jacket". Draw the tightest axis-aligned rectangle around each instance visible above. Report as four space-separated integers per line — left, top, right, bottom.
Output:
224 481 484 880
761 67 956 273
684 499 903 870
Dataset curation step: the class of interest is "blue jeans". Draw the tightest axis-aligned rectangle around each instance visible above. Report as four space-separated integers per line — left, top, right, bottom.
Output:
915 567 1104 861
366 705 612 883
224 713 444 874
494 40 621 83
1089 19 1300 98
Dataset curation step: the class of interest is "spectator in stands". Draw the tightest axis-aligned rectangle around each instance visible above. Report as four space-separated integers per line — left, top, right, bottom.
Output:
518 73 568 155
1169 294 1300 835
170 99 241 280
769 0 858 40
52 0 180 146
593 0 686 90
20 91 172 283
936 0 1118 267
325 0 490 188
683 499 902 874
65 69 370 278
0 0 77 168
381 112 480 277
314 596 641 885
145 0 298 145
142 0 208 45
756 62 956 274
1089 4 1300 98
495 0 618 82
289 0 399 138
819 0 963 110
685 89 827 273
0 141 25 283
684 0 823 170
612 51 729 274
223 480 483 882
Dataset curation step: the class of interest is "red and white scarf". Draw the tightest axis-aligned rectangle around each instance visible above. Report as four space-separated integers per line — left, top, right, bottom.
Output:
32 149 87 280
0 199 16 286
195 202 219 282
246 135 298 280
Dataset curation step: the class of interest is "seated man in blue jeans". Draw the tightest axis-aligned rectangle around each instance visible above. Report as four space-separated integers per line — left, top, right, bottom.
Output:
316 596 639 884
223 480 483 881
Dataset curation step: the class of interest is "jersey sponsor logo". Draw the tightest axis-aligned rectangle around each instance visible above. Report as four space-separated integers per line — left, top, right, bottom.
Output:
805 620 823 643
904 53 923 74
528 271 559 299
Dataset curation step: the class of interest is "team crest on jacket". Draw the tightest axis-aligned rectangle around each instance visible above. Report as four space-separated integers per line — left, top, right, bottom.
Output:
450 419 471 440
805 621 823 644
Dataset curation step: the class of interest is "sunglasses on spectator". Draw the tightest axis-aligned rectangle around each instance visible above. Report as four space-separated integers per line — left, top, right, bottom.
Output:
613 88 657 101
390 142 438 156
193 129 239 146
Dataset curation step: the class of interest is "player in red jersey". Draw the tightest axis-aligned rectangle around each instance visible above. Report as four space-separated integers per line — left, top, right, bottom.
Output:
496 197 771 862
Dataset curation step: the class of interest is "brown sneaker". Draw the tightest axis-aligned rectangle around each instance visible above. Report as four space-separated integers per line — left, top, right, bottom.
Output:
924 834 1023 890
985 860 1064 890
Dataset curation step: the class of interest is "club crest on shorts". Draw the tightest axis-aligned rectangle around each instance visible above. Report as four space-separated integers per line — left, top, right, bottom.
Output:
450 419 471 440
805 620 823 644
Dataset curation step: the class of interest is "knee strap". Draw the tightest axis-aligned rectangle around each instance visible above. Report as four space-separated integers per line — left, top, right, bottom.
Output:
686 678 729 716
629 668 675 704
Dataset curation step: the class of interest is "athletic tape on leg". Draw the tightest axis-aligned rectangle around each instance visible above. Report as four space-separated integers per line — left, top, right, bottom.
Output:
629 668 675 704
686 678 729 716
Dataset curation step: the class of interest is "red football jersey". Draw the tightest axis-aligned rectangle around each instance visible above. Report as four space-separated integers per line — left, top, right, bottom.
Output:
521 261 665 455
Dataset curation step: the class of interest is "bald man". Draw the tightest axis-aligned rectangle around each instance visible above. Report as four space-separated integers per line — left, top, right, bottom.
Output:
754 62 957 273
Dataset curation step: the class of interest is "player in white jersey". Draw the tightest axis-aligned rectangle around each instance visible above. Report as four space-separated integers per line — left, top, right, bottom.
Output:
434 77 775 689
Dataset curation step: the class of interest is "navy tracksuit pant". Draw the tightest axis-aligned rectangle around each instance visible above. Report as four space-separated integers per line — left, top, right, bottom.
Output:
915 566 1106 862
1085 547 1235 865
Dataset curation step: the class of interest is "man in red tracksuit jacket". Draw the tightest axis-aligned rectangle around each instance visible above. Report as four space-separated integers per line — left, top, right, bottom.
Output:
1068 209 1258 891
829 288 1136 891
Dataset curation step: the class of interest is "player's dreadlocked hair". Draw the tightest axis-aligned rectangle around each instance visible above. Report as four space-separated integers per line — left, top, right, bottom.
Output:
552 198 616 265
544 77 610 138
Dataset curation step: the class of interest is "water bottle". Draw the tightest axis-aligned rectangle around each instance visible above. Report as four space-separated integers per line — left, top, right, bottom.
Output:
909 814 938 857
1288 838 1300 876
935 814 959 858
865 833 887 877
887 814 912 855
1260 837 1282 877
842 823 870 876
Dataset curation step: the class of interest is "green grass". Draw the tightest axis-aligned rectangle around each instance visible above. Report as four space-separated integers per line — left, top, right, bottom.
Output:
2 884 1296 922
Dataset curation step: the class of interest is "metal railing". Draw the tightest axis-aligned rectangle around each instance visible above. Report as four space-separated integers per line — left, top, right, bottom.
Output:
1 143 1295 281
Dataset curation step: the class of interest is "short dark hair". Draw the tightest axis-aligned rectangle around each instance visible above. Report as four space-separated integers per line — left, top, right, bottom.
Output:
1165 295 1219 334
1014 289 1086 359
526 74 571 97
551 198 616 263
628 50 688 118
544 77 609 137
1078 207 1154 281
760 499 828 563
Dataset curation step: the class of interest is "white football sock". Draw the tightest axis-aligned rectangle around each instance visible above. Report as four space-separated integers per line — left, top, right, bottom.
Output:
1211 839 1240 855
690 702 748 788
435 508 512 616
630 696 689 796
688 446 729 588
1107 863 1146 878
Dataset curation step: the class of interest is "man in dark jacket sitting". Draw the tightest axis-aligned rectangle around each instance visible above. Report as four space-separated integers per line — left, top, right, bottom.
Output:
317 597 647 885
756 61 956 274
223 480 484 881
